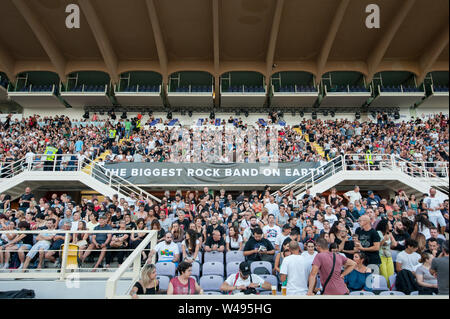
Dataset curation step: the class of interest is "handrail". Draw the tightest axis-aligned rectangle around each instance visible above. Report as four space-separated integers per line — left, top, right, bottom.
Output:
105 230 157 299
393 156 449 183
0 153 161 203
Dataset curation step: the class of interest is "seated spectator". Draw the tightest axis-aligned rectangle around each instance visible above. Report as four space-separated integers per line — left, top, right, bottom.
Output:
170 222 185 243
415 253 439 295
274 241 291 281
425 238 443 257
181 229 200 263
242 216 260 242
1 221 33 269
204 230 226 252
391 220 410 251
105 219 129 267
44 221 72 266
274 224 291 251
205 215 225 238
130 263 160 297
167 261 203 295
344 252 373 292
396 238 421 274
80 216 113 271
225 226 243 251
243 227 275 263
147 232 180 265
220 261 271 294
22 219 56 271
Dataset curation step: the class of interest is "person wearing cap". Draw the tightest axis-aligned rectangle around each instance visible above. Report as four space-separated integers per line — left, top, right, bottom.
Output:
366 190 381 209
220 261 271 294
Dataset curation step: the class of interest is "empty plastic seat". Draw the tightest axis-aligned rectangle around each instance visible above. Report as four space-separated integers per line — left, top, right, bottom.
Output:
199 275 223 291
226 262 241 277
350 291 375 296
226 251 244 264
204 251 224 263
410 291 419 295
380 291 405 296
191 261 201 280
369 274 388 291
156 275 170 291
250 261 272 275
155 262 176 278
202 262 224 277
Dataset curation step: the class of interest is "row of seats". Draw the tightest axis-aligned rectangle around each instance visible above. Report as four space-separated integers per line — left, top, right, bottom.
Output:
156 274 278 293
380 85 421 92
174 85 212 93
120 85 160 93
17 84 54 92
278 85 317 93
69 85 106 92
155 260 272 279
223 86 265 93
0 78 8 89
434 85 449 92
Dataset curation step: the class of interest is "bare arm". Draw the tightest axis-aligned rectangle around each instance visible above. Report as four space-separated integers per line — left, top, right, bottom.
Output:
307 265 319 295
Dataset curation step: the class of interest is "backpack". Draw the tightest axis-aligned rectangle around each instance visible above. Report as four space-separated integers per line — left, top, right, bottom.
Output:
395 269 419 295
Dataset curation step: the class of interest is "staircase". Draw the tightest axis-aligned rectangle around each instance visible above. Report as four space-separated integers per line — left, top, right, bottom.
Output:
0 154 160 203
294 127 327 159
274 154 449 200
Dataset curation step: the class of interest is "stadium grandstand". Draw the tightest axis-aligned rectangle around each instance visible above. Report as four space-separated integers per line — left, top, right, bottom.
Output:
0 0 448 300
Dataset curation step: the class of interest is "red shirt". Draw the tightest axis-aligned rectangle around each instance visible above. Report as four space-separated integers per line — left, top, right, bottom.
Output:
312 252 348 295
170 277 196 295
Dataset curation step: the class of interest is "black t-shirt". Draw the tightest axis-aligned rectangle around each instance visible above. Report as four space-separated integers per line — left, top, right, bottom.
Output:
134 281 159 295
392 230 410 251
20 193 34 209
335 237 355 259
355 228 381 265
205 236 226 249
243 237 274 262
175 218 190 231
206 224 225 238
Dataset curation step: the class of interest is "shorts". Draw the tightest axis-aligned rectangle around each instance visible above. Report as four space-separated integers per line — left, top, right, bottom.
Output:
26 241 51 259
16 244 32 250
428 212 446 228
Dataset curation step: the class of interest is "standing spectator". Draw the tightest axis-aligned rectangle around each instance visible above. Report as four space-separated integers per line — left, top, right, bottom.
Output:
274 224 291 251
354 215 381 269
167 261 203 295
279 241 311 295
423 188 446 234
430 240 449 295
376 219 396 286
343 186 362 205
307 238 356 295
263 214 282 248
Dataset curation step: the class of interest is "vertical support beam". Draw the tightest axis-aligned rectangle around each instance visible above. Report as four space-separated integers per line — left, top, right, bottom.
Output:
145 0 169 90
213 0 220 107
366 0 416 83
12 0 67 82
416 24 449 85
0 43 15 82
265 0 285 89
315 0 350 85
78 0 119 84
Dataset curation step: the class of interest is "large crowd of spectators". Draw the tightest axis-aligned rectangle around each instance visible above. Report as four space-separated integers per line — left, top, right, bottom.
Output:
0 112 448 167
0 184 448 295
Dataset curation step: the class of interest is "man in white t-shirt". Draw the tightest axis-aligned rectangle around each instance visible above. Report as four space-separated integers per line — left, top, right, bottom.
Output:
264 196 279 217
220 261 271 294
147 232 180 264
280 241 311 295
343 186 362 205
263 214 282 247
396 238 421 274
423 188 445 234
274 224 291 251
324 206 338 225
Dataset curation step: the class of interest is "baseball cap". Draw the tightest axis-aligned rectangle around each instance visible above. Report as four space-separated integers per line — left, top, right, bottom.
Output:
239 261 251 276
367 191 373 195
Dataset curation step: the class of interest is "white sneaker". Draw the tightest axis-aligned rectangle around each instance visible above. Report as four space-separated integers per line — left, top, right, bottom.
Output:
2 263 8 269
18 263 23 270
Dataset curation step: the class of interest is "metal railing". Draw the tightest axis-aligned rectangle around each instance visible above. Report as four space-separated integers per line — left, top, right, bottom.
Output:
0 154 161 203
0 229 157 281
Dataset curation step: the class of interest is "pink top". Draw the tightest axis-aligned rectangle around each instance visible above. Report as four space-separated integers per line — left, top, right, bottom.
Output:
170 276 196 295
312 252 348 295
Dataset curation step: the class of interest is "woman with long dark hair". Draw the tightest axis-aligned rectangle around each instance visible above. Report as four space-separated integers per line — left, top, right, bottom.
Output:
344 252 373 292
412 213 434 240
225 226 243 251
415 252 439 295
181 229 200 263
167 261 203 295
